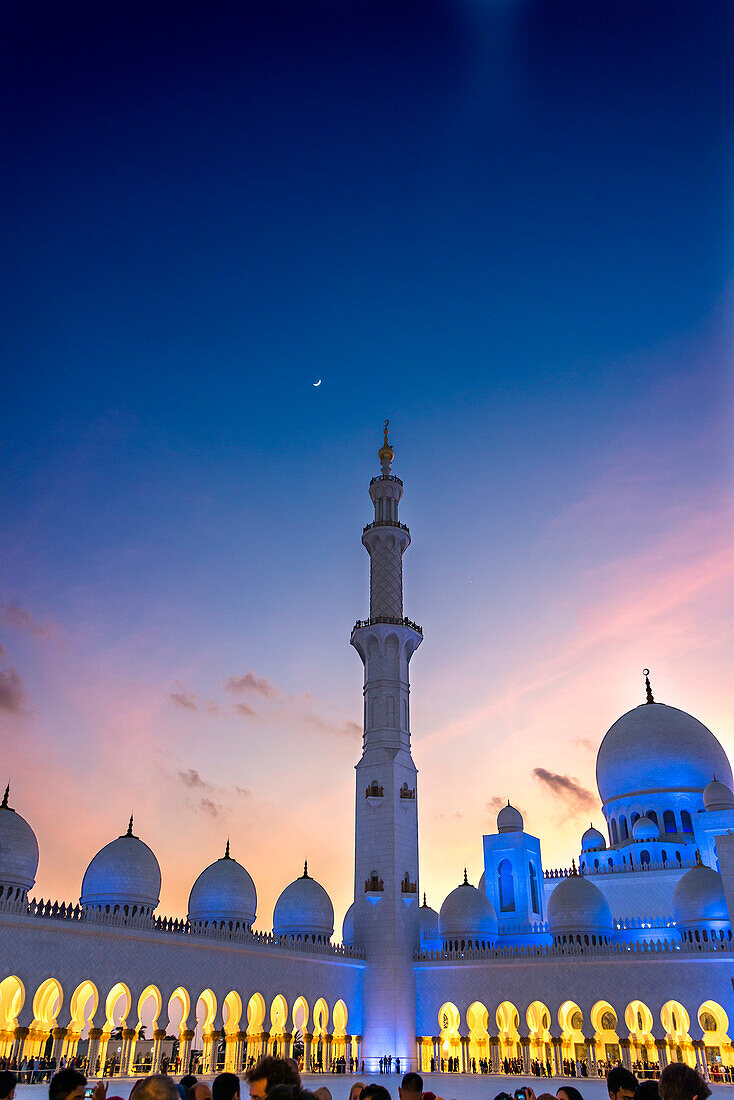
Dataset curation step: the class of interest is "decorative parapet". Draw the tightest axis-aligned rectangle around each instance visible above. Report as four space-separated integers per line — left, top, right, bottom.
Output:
399 783 415 800
352 616 423 635
545 855 697 879
365 874 384 893
365 782 384 798
370 474 403 487
0 894 365 958
401 875 417 894
363 520 410 534
414 937 733 962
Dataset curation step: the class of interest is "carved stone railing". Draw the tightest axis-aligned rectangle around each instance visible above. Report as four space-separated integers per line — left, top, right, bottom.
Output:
370 474 403 487
352 616 423 635
546 855 697 880
415 936 733 962
0 895 365 958
363 521 410 534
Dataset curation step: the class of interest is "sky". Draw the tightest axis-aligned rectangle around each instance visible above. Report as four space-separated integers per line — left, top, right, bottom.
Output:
1 0 733 936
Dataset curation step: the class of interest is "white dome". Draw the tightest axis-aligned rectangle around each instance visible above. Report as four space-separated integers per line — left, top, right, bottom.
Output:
596 701 732 805
673 864 730 928
632 816 659 841
581 825 606 852
419 895 439 942
478 870 486 894
703 778 734 812
341 902 354 946
0 789 39 894
546 874 613 937
439 874 498 942
273 863 334 939
497 802 524 833
188 843 256 928
81 819 160 913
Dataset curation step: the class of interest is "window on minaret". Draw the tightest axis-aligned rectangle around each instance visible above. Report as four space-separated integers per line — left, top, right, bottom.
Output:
611 819 618 843
663 810 676 834
498 859 515 912
680 810 693 834
529 861 539 914
647 810 658 826
620 816 628 839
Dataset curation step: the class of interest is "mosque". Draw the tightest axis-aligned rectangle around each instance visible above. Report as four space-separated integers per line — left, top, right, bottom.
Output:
1 428 734 1080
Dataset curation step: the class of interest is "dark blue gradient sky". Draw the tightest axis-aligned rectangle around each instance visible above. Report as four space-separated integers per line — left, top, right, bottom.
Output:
2 1 733 923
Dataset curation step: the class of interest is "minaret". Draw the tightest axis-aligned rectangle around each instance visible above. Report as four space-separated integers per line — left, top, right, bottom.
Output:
350 422 422 1069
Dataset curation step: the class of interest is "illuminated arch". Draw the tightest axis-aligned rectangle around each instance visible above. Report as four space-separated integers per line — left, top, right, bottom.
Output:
496 1001 520 1059
0 977 25 1057
591 1000 620 1065
698 1001 732 1069
526 1001 551 1062
104 982 131 1031
625 1001 655 1065
661 1002 694 1067
291 996 309 1034
167 987 191 1034
438 1002 461 1065
558 1001 584 1061
467 1001 489 1066
223 991 243 1035
269 995 288 1056
246 993 266 1035
136 985 163 1032
196 989 217 1032
29 978 64 1059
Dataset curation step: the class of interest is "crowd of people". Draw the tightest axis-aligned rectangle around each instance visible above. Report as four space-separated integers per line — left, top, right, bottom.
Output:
0 1052 720 1100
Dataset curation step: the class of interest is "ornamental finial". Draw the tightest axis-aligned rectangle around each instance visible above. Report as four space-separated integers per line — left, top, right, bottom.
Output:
378 419 394 476
1 784 9 809
571 858 577 876
302 859 309 878
422 892 427 907
224 838 230 859
463 867 468 885
643 669 655 704
695 849 703 867
126 814 134 837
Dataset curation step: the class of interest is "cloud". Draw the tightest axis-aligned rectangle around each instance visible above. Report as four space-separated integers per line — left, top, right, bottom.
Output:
299 713 361 739
485 795 525 817
0 668 27 714
235 785 251 798
178 768 206 789
198 798 222 818
532 768 595 811
0 645 5 660
225 671 278 697
1 603 57 638
573 738 595 753
233 701 258 718
170 690 198 710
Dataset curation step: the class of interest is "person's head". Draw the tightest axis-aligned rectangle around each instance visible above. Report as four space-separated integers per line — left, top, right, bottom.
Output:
360 1087 391 1100
608 1068 638 1100
266 1088 318 1100
557 1088 584 1100
313 1089 332 1100
398 1074 422 1100
348 1083 365 1100
130 1078 181 1100
245 1056 300 1100
634 1082 660 1100
49 1069 87 1100
192 1087 212 1100
0 1072 17 1100
659 1064 711 1100
180 1080 198 1093
213 1075 241 1100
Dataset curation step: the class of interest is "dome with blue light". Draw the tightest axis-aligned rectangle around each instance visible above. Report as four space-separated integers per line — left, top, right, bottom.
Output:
547 873 613 938
273 862 334 940
581 825 606 852
0 786 39 896
632 815 659 841
419 894 439 942
80 817 160 915
703 777 734 813
596 695 732 806
341 902 354 946
439 872 498 943
497 802 523 833
188 841 257 929
673 863 730 929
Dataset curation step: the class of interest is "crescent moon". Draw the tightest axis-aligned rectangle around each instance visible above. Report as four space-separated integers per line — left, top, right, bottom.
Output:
313 379 322 387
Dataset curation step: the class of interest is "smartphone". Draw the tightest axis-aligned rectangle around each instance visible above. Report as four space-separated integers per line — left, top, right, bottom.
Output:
84 1089 96 1098
514 1090 527 1100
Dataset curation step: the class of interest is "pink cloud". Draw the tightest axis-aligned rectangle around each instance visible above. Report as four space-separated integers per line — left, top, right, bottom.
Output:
1 603 59 639
225 671 278 697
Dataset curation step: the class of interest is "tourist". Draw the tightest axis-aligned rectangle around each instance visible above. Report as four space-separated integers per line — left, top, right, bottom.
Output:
557 1086 584 1100
313 1088 332 1100
0 1073 16 1100
360 1086 392 1100
187 1084 212 1100
634 1082 659 1100
398 1072 422 1100
49 1069 108 1100
129 1078 181 1100
658 1064 710 1100
348 1081 365 1100
607 1068 638 1100
213 1075 241 1100
245 1056 301 1100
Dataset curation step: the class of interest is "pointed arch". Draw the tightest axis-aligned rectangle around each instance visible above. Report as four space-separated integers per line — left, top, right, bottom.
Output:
166 987 191 1034
223 991 243 1035
526 1001 551 1063
67 981 99 1038
0 977 25 1056
312 998 329 1037
246 993 266 1035
136 985 163 1032
625 1001 655 1066
661 1001 694 1066
496 1001 520 1060
291 996 309 1035
438 1002 461 1066
467 1002 489 1067
558 1001 584 1061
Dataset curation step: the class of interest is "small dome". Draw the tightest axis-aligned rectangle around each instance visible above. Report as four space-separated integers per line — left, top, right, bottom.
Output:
632 816 659 841
81 818 160 913
703 778 734 813
188 842 256 928
478 870 486 894
547 874 613 938
581 825 606 852
419 895 439 942
673 864 730 928
439 873 498 943
596 701 732 806
497 802 523 833
273 862 334 940
0 787 39 894
341 902 354 946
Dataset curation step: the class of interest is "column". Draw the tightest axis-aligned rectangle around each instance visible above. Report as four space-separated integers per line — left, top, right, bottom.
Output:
489 1036 499 1073
179 1030 194 1074
303 1031 313 1072
149 1029 166 1073
552 1038 563 1077
655 1038 668 1070
521 1037 531 1074
261 1030 270 1060
620 1038 632 1071
50 1028 68 1063
584 1036 597 1074
325 1032 333 1071
460 1035 469 1072
97 1033 111 1075
693 1041 708 1078
12 1027 29 1063
356 1035 363 1069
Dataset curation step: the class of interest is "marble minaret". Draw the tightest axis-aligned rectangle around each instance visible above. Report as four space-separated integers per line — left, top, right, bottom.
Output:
350 423 422 1069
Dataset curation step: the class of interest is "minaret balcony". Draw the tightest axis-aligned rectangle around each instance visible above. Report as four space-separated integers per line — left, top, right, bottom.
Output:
370 474 403 487
362 520 411 534
351 616 423 636
364 874 384 904
401 875 417 905
365 782 384 805
399 783 416 800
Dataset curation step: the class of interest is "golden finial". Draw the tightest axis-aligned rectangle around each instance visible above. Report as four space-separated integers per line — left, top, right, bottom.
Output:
463 867 468 885
302 859 309 878
695 849 703 867
643 669 655 704
1 784 8 809
422 892 427 907
224 838 230 859
126 814 134 837
378 419 394 475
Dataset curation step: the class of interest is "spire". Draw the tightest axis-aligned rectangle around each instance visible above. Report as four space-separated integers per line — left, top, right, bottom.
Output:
463 867 468 885
126 814 134 837
643 668 655 704
422 892 427 907
302 859 309 879
571 858 577 876
695 849 703 867
378 419 394 476
224 839 231 859
1 784 8 809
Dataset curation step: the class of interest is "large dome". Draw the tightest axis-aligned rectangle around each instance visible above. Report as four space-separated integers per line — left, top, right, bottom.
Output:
273 863 334 940
188 843 257 929
0 788 39 894
439 874 498 943
596 702 732 805
81 818 160 914
547 874 613 937
673 865 729 928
